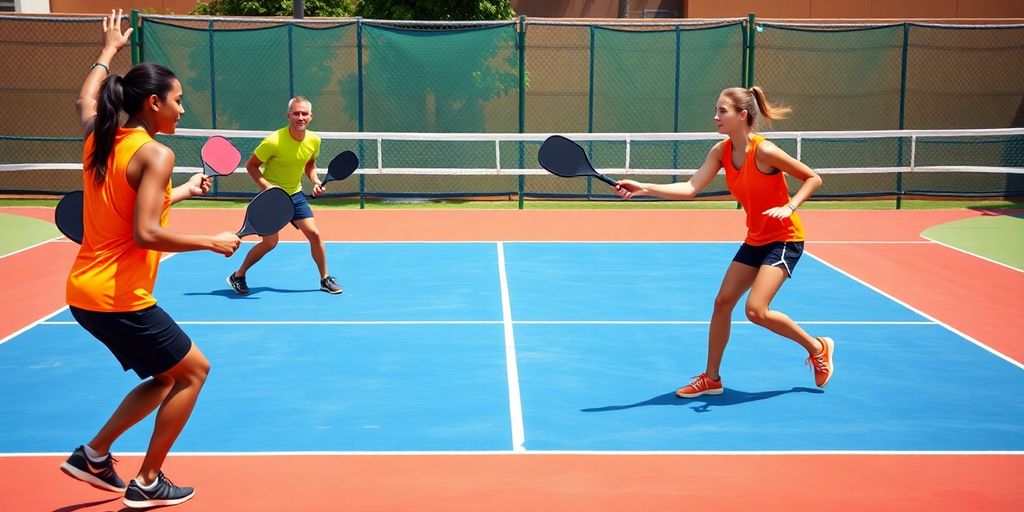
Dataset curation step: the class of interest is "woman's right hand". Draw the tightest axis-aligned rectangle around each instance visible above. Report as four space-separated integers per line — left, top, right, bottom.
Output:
211 232 242 257
614 179 647 200
102 9 133 53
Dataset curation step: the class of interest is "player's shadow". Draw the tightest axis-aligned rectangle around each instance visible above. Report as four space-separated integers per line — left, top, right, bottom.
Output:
582 387 823 414
51 497 120 511
185 287 318 299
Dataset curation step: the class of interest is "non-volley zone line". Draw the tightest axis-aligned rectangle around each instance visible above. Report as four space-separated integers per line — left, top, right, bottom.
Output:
38 320 938 326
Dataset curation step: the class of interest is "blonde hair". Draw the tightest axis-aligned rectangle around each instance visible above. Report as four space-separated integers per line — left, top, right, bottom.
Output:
720 86 791 128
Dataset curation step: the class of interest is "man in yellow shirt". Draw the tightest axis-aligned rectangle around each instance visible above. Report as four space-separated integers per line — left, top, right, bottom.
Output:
228 96 342 295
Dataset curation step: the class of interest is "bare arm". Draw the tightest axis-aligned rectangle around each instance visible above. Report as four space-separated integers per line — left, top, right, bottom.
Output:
133 143 240 255
245 154 274 190
76 9 132 138
169 174 212 205
756 140 822 219
615 142 725 200
306 157 326 197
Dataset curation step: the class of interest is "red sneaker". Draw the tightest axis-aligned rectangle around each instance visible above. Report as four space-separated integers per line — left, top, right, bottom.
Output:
806 336 835 388
675 373 724 398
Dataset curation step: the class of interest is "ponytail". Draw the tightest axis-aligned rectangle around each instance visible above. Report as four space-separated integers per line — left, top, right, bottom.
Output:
720 86 791 129
90 74 124 183
748 86 791 127
86 62 178 184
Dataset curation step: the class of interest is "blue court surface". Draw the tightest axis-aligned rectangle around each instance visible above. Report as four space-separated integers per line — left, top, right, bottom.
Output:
1 242 1022 454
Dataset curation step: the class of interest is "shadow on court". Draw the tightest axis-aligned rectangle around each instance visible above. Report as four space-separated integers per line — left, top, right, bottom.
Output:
184 287 320 299
581 387 823 414
51 496 120 512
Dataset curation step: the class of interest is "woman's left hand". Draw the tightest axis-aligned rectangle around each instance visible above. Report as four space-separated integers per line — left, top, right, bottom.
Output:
186 173 212 197
762 204 795 219
102 9 133 53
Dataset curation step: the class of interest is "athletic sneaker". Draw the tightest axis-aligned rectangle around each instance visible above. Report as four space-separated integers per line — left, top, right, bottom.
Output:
227 272 249 295
59 445 126 492
675 373 724 398
123 472 195 509
807 336 836 388
320 276 343 294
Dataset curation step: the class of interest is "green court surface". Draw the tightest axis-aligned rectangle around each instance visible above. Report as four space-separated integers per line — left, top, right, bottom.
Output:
0 213 59 257
922 213 1024 270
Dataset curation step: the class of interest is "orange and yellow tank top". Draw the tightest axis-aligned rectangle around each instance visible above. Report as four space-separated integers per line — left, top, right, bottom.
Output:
723 134 805 245
66 128 171 312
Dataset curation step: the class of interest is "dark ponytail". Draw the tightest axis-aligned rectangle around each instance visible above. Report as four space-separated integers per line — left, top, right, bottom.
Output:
88 62 177 183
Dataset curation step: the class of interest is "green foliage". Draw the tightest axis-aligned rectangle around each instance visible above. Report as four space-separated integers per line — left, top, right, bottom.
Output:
355 0 515 21
190 0 355 17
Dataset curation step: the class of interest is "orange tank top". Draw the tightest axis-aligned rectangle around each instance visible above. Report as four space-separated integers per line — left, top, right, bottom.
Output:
723 135 805 246
66 128 171 312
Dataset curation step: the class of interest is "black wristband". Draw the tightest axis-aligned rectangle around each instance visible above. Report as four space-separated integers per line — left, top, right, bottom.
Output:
91 62 110 75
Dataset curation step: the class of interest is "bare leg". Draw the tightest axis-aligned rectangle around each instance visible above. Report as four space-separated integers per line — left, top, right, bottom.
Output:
135 344 210 484
294 217 329 279
705 262 759 380
233 232 279 278
87 379 173 455
744 264 822 354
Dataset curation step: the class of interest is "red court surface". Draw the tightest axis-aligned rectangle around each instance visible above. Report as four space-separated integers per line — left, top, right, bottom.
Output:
1 206 1021 511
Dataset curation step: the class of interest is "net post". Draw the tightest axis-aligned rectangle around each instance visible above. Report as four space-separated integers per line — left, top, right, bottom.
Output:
130 9 140 65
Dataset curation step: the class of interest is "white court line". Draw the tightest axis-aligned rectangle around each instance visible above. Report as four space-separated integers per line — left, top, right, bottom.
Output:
37 320 937 326
0 253 180 347
497 242 526 452
920 234 1023 273
806 250 1024 370
0 236 65 261
3 450 1022 457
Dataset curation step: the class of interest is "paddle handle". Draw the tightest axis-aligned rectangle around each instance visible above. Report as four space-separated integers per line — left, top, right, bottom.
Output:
594 173 618 187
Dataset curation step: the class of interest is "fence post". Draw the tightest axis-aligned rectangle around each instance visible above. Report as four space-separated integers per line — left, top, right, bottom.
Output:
745 13 756 88
357 18 366 209
587 25 595 199
287 22 295 99
208 20 217 130
672 26 681 176
896 22 910 210
518 15 527 210
130 9 140 65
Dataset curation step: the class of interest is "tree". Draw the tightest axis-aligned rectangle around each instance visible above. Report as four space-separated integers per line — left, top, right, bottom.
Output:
355 0 515 21
190 0 355 17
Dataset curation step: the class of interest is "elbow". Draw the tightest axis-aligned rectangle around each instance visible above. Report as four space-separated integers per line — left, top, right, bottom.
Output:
134 225 162 249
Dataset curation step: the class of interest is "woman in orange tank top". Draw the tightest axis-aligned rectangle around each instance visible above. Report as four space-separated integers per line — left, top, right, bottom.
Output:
614 86 835 399
59 10 240 509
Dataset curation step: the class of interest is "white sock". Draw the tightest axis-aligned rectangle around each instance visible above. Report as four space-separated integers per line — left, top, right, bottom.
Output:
136 477 159 490
82 444 106 462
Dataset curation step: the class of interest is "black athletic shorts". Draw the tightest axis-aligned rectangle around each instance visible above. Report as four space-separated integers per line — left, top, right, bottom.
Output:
70 304 192 379
732 241 805 277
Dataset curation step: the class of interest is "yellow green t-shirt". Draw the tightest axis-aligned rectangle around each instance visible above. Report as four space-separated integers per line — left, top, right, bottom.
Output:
253 127 321 194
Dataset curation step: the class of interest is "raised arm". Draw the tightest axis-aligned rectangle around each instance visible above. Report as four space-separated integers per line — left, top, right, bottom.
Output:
76 9 132 138
614 142 725 200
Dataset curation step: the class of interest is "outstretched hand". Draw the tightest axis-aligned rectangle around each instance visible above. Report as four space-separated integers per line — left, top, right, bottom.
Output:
101 9 133 52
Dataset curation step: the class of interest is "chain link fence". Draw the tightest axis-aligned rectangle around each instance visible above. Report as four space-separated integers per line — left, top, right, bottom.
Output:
1 13 1021 203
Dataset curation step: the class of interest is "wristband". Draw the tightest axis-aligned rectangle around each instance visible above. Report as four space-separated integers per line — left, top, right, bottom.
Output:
787 202 798 211
92 62 110 75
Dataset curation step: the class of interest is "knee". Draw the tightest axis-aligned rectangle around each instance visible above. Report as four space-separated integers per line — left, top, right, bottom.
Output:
745 306 768 325
179 357 211 387
713 294 738 313
305 229 322 244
